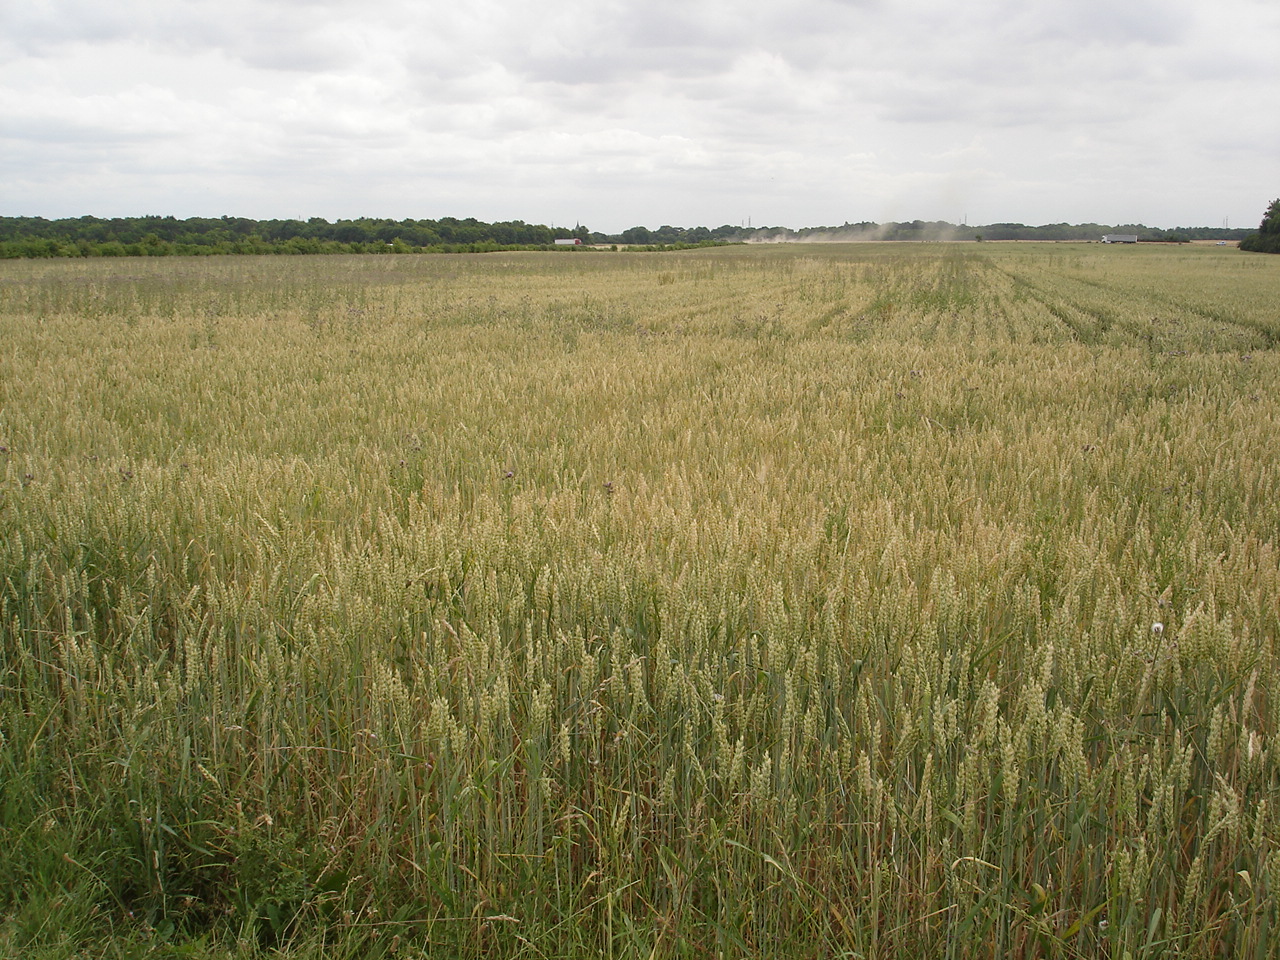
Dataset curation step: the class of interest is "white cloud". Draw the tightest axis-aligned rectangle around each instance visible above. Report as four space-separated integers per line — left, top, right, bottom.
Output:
1 0 1275 229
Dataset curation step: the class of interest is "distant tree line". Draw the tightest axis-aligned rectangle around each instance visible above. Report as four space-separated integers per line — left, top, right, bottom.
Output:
1239 199 1280 254
732 220 1251 244
0 214 1252 259
0 215 598 259
609 221 1249 245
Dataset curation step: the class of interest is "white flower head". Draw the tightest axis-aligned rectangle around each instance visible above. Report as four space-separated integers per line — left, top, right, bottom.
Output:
1152 622 1164 636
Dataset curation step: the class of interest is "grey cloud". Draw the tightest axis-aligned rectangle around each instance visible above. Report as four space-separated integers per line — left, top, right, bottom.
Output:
1016 0 1192 46
484 0 876 86
1 0 1272 230
5 0 369 72
3 2 138 51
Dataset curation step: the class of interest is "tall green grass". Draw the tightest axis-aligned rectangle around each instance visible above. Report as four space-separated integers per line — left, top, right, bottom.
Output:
2 243 1278 957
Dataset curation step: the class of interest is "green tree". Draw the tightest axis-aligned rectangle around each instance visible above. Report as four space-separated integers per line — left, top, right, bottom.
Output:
1240 198 1280 253
1260 198 1280 234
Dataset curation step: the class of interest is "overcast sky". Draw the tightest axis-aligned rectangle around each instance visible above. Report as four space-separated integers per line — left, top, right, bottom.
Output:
3 0 1277 232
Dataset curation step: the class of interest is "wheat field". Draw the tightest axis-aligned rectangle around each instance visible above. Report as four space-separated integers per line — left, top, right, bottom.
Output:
2 243 1278 958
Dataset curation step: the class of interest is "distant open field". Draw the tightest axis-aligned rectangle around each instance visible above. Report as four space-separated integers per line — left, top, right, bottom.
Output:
2 243 1278 958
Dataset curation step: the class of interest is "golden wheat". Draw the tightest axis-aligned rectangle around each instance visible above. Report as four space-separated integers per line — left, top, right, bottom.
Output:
1 242 1278 958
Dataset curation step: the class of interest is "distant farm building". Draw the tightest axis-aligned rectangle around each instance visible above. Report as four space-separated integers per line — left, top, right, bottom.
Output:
554 238 584 245
1102 234 1139 244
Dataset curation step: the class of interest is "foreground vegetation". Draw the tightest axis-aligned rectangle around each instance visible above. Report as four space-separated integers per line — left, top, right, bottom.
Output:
2 242 1278 958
